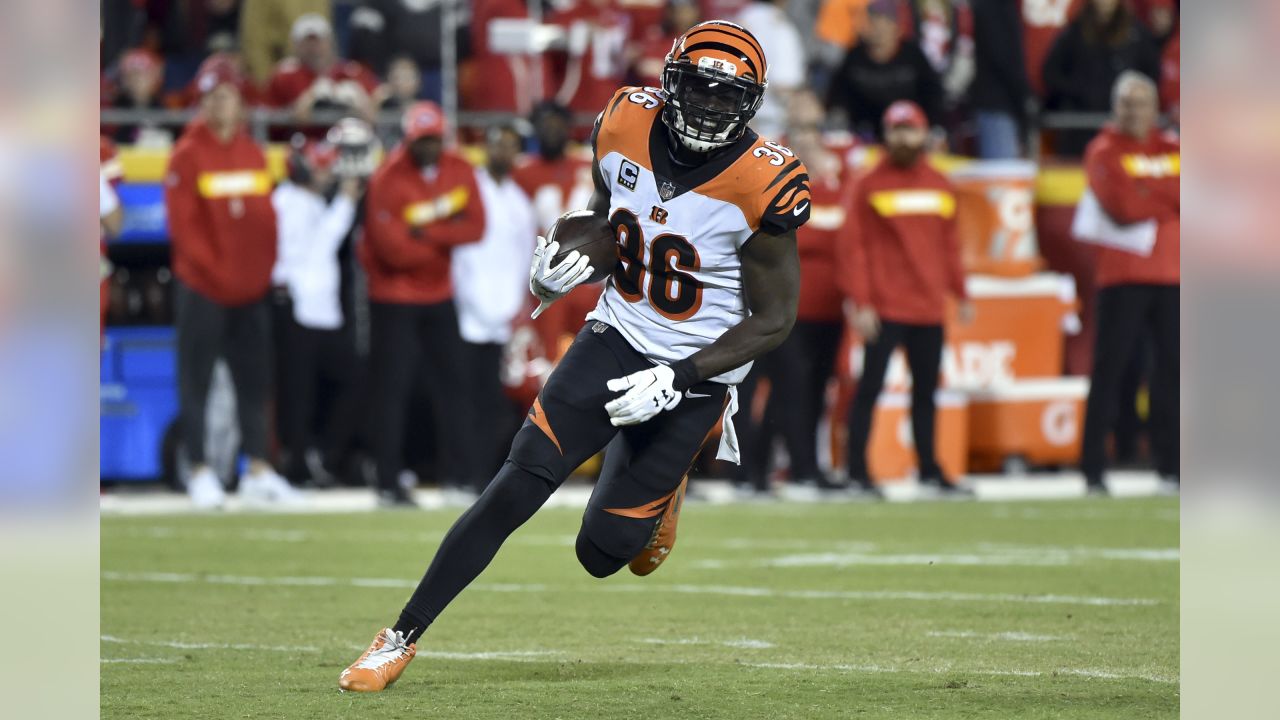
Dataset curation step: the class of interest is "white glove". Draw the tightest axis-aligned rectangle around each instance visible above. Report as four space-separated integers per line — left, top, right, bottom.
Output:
604 365 682 426
529 235 594 319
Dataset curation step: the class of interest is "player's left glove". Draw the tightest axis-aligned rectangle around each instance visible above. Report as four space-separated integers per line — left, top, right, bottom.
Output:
605 364 682 426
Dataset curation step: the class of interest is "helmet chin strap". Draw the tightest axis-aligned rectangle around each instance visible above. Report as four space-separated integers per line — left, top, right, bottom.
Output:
667 109 736 157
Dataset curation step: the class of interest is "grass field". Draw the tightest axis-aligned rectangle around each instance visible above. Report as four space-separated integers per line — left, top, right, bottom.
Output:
101 495 1179 719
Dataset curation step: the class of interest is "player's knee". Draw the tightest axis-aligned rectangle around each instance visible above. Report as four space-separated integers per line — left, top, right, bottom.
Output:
576 509 654 576
575 532 627 578
504 423 566 487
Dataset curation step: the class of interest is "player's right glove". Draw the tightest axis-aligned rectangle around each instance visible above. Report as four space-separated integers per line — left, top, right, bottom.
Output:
529 235 593 319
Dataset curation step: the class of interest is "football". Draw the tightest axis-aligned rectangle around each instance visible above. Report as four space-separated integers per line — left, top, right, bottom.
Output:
547 210 617 284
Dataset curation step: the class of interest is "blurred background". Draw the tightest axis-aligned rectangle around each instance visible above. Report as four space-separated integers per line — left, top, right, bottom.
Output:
95 0 1182 505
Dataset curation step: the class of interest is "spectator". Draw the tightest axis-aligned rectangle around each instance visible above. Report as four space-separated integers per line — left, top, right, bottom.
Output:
548 0 631 120
775 114 848 489
266 14 379 127
1076 71 1178 493
163 55 300 509
359 102 486 507
270 134 363 485
902 0 974 109
837 101 972 496
451 124 538 480
1021 0 1083 98
348 0 467 102
826 0 944 142
238 0 330 84
180 50 261 107
628 0 701 85
108 48 182 147
374 55 424 114
736 1 807 138
814 0 872 56
1129 0 1176 44
511 102 598 349
970 0 1033 158
1041 0 1160 155
463 0 535 113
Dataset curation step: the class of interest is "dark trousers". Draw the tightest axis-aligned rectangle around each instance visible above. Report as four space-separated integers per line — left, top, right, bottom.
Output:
459 341 520 485
272 295 363 479
175 282 272 465
397 322 728 634
367 300 477 491
846 320 944 481
771 319 842 479
1082 284 1180 480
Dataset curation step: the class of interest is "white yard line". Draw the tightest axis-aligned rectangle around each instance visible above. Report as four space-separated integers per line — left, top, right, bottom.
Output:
692 546 1179 569
101 634 320 653
103 570 1163 607
636 637 776 649
98 633 1173 684
927 630 1064 642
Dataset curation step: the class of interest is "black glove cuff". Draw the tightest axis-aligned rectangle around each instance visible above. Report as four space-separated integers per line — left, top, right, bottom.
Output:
670 358 700 392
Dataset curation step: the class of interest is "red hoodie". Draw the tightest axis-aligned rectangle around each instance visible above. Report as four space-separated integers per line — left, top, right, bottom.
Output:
164 119 277 306
1084 125 1180 288
796 157 848 323
837 156 967 326
360 147 485 304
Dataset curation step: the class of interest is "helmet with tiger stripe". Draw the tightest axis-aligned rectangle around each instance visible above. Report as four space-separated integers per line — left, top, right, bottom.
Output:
661 20 769 153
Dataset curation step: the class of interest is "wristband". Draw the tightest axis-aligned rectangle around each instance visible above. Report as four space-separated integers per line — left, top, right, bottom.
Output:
670 358 700 392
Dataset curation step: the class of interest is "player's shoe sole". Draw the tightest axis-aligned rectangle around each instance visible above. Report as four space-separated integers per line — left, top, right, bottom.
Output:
629 476 687 576
338 628 417 692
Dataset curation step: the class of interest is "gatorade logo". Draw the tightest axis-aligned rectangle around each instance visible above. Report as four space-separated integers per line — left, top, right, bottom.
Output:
1041 400 1079 447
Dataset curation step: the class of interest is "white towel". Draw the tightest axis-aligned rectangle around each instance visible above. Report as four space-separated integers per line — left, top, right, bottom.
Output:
1071 188 1158 257
716 385 741 464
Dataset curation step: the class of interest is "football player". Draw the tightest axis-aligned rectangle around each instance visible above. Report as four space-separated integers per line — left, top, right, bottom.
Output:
339 21 810 692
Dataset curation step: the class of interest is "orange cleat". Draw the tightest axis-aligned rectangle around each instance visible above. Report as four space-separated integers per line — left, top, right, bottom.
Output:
629 476 687 576
338 628 417 692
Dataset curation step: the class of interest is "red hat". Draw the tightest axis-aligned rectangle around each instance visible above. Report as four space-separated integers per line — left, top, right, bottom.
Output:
402 101 446 141
194 54 243 97
882 100 927 131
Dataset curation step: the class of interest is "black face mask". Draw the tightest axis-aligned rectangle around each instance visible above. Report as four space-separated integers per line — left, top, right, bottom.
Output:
661 64 762 151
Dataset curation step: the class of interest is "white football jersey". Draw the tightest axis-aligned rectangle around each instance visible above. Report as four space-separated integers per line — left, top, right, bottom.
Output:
586 86 811 384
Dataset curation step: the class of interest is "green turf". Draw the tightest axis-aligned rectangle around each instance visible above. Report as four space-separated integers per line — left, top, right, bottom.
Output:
101 495 1179 719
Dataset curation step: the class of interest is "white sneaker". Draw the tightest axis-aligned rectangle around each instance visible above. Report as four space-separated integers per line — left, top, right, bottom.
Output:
188 467 226 510
239 467 305 507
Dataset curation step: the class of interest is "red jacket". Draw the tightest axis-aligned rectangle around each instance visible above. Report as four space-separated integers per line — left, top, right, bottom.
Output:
796 160 847 323
265 58 379 108
360 147 485 304
837 156 967 326
164 119 277 306
1084 126 1180 288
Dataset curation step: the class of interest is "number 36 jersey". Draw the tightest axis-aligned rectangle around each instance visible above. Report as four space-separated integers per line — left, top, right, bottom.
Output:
586 86 811 384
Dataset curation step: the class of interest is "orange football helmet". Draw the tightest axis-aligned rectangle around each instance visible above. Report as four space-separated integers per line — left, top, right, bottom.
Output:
661 20 769 152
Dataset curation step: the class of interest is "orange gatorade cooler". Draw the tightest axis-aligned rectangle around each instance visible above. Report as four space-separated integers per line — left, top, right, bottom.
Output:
944 274 1080 385
952 160 1041 278
965 377 1089 472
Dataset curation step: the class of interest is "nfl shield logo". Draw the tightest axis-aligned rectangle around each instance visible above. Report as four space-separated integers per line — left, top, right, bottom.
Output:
659 181 676 201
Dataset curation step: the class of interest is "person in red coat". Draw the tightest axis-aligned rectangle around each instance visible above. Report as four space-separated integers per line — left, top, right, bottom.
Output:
164 55 300 509
360 101 487 506
265 14 379 129
837 100 973 495
1079 70 1179 492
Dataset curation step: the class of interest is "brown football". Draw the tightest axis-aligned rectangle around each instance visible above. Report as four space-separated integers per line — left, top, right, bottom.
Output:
547 210 617 284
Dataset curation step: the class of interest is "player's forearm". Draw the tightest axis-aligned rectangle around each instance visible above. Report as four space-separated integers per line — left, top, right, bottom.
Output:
672 312 795 390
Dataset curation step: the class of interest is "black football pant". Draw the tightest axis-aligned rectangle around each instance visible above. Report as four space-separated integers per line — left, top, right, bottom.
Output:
174 281 272 465
395 322 727 639
1081 284 1179 481
367 301 478 491
771 320 842 480
459 340 522 485
272 294 363 481
846 320 944 482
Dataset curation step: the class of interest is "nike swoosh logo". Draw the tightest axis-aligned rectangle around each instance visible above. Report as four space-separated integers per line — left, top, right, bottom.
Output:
792 201 809 216
684 389 712 399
